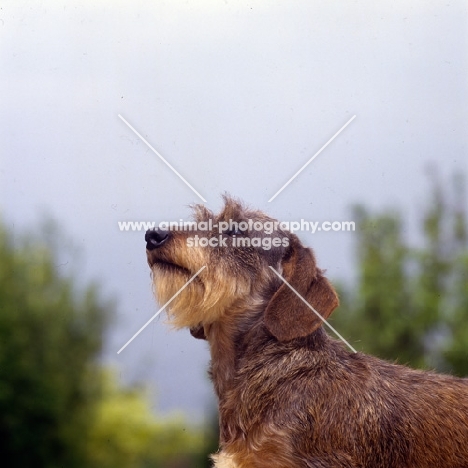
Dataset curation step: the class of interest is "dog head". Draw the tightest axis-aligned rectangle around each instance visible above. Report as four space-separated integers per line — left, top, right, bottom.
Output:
146 196 338 341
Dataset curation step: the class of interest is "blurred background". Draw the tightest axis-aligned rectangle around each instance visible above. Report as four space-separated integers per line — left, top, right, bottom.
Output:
1 1 467 466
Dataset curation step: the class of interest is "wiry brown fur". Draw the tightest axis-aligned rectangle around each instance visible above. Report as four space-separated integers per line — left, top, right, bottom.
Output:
146 196 468 468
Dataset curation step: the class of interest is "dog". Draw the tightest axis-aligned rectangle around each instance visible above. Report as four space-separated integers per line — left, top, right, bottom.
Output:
145 196 468 468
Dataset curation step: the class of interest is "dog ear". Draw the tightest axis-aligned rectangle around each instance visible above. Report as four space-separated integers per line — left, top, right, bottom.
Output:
264 238 339 342
190 324 207 340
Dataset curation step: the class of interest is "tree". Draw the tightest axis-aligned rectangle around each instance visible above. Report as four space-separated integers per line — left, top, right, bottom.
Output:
0 222 107 467
334 173 468 376
0 221 210 467
87 370 207 468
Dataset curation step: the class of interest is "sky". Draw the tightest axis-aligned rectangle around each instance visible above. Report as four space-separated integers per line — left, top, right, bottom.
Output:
1 0 467 421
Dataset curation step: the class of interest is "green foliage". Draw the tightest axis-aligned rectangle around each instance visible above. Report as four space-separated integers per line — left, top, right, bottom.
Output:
0 224 107 467
334 174 468 376
87 371 207 468
0 222 211 467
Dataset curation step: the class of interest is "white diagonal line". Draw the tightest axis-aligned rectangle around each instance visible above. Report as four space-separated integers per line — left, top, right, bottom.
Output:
118 114 207 203
269 266 357 353
117 266 206 354
268 115 356 202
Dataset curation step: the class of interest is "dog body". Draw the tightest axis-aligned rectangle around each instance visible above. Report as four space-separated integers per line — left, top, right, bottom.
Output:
146 197 468 468
209 323 468 468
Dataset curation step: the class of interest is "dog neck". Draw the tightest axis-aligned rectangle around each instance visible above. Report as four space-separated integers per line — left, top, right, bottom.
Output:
205 303 333 400
205 317 242 399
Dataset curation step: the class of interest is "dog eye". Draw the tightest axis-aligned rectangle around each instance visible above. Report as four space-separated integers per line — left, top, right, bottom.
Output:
224 228 246 236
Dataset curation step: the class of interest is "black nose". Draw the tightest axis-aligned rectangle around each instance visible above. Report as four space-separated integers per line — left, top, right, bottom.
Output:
145 229 169 250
